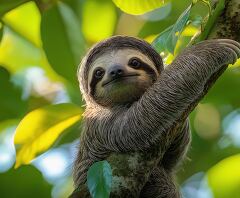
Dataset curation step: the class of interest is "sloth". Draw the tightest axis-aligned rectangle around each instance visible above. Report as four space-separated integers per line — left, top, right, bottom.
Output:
72 36 240 198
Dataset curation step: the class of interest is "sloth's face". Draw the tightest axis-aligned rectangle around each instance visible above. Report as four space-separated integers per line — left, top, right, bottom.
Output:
88 49 159 107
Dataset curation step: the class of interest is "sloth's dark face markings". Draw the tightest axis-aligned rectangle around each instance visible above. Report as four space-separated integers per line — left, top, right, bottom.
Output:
88 49 159 107
73 35 240 197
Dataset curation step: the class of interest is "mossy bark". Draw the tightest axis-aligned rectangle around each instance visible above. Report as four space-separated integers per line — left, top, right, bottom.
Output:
209 0 240 41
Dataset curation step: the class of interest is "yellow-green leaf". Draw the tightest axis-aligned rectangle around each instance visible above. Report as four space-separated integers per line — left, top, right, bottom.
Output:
207 154 240 198
14 103 83 168
82 0 117 43
3 1 41 47
112 0 170 15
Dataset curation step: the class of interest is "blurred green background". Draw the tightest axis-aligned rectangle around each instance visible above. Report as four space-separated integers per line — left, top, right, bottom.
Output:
0 0 240 198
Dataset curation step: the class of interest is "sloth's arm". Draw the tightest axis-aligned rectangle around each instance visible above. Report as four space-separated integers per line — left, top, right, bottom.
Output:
104 39 240 152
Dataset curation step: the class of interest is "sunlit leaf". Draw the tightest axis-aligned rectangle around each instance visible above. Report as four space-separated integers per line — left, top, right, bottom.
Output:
0 0 29 16
0 66 27 121
0 27 41 70
3 1 41 46
181 25 199 37
207 154 240 198
0 26 59 80
144 34 158 44
82 0 117 43
112 0 170 15
41 2 85 84
165 53 175 64
14 103 83 168
152 4 192 54
87 161 112 198
0 2 60 80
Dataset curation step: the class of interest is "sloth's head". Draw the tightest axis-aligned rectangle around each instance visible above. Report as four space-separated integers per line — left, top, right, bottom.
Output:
78 36 164 107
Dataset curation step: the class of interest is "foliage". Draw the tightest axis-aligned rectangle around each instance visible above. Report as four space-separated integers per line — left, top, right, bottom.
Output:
112 0 170 15
207 154 240 198
82 0 117 43
196 0 225 42
0 66 27 120
41 1 85 84
0 23 3 42
87 161 112 198
14 103 82 168
0 165 52 198
0 0 29 16
152 3 192 54
0 0 239 198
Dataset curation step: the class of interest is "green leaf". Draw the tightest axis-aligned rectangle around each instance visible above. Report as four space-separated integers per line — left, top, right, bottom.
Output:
198 0 225 41
82 0 117 43
207 154 240 198
166 4 192 53
0 23 3 43
0 0 29 16
202 68 240 106
0 119 19 134
152 4 192 54
141 3 172 21
41 2 85 84
0 66 27 121
0 26 57 79
87 161 112 198
14 103 83 168
0 166 52 198
3 1 41 47
152 25 174 53
190 15 203 27
112 0 170 15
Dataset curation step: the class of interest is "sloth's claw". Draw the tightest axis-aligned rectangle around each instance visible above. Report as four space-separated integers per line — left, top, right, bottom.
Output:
196 39 240 65
225 46 239 64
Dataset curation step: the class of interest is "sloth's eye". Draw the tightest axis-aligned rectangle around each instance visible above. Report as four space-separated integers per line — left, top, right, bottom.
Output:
94 69 105 79
129 58 141 69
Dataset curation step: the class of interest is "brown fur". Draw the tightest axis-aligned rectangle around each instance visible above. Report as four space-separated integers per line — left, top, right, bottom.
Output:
72 36 240 197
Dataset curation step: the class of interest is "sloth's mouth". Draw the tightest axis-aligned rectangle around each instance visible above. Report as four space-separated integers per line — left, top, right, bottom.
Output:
103 74 139 86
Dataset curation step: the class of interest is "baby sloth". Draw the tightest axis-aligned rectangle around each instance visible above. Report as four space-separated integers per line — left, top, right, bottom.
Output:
73 36 240 198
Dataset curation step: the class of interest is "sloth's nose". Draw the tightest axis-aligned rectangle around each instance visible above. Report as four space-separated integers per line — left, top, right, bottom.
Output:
109 65 124 78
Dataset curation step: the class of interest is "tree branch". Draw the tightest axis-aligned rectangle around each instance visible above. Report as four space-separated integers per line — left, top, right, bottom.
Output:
208 0 240 41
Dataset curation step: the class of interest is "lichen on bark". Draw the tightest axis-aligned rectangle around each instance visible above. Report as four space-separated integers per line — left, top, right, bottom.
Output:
209 0 240 41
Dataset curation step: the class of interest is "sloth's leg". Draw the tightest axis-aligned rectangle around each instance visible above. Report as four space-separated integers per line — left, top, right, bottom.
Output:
139 167 180 198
